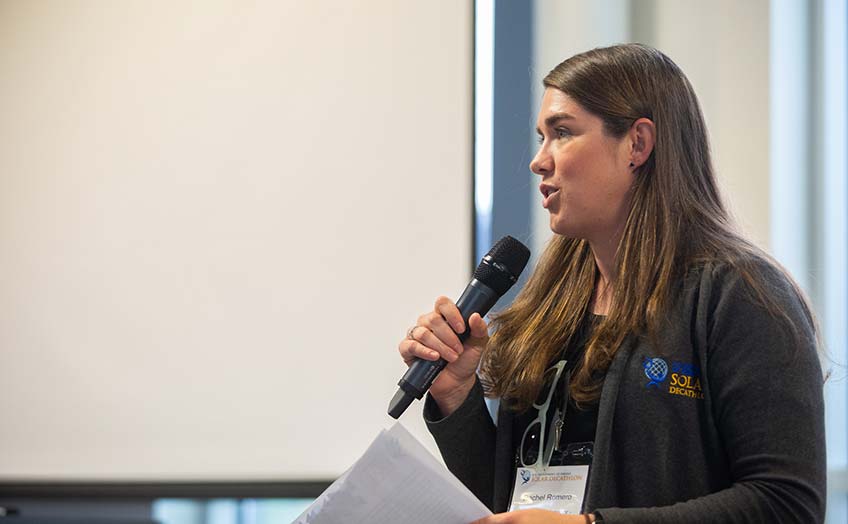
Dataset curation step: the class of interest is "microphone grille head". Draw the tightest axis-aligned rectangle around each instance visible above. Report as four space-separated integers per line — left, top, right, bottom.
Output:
473 236 531 296
487 235 531 276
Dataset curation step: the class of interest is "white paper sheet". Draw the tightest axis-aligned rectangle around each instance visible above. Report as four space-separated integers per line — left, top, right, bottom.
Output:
293 423 492 524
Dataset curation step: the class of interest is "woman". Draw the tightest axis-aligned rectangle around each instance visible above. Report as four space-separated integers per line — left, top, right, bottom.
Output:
397 44 825 523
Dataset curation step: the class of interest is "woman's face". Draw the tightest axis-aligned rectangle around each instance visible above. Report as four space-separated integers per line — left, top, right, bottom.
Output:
530 88 635 244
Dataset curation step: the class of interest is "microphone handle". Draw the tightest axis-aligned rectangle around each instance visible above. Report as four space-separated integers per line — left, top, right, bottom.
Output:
388 279 499 419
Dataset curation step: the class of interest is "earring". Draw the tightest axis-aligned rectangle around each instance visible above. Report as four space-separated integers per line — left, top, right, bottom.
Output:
629 162 635 168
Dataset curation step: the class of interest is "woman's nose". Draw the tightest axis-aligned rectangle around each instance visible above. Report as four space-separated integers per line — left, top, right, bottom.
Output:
530 146 552 176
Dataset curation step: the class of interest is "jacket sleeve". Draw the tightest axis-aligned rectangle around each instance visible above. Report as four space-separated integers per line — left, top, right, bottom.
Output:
424 376 498 510
594 262 827 523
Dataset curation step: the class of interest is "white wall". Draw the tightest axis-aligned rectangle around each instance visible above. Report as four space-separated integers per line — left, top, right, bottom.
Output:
530 0 771 252
649 0 771 249
0 0 472 481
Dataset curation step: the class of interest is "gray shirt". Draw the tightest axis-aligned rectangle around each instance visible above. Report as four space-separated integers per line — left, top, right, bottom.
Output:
424 259 826 523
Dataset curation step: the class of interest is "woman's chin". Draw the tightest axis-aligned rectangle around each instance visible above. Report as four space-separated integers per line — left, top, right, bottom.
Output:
549 218 575 237
550 220 591 241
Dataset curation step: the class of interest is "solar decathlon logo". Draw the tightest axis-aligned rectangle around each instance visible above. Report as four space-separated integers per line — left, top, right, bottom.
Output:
667 361 705 400
642 357 668 388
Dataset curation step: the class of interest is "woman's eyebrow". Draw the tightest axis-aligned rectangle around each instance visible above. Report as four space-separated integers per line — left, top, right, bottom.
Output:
536 112 576 135
545 113 576 126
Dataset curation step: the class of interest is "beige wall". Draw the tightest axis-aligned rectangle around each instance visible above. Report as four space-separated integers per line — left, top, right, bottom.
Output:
531 0 772 251
647 0 771 249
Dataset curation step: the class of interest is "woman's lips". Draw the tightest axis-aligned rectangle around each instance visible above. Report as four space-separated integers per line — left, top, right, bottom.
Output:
540 184 560 209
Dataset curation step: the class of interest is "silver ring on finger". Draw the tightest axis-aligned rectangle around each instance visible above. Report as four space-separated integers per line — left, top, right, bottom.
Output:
406 326 419 340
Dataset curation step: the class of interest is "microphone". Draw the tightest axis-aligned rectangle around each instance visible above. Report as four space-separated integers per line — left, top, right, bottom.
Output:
387 236 530 419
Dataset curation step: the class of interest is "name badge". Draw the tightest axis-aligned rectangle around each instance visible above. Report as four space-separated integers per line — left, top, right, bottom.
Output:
509 465 589 514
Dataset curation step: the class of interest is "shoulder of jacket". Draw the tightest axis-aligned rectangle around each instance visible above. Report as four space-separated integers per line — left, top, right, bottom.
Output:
685 251 791 294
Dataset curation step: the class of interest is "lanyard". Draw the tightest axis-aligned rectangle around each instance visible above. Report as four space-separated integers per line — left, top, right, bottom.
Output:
551 368 571 455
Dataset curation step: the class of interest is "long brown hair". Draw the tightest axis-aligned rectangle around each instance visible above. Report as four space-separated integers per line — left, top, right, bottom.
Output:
479 44 816 410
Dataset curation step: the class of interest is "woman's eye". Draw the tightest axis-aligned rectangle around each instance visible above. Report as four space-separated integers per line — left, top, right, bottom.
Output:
536 128 571 144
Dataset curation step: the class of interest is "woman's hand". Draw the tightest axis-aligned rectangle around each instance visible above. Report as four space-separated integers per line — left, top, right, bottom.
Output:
470 510 593 523
397 296 489 417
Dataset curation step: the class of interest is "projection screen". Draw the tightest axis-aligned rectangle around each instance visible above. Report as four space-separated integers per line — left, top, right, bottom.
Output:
0 0 472 482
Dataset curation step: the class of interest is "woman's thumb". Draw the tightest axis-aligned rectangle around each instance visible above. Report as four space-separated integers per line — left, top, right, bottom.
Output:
467 313 489 340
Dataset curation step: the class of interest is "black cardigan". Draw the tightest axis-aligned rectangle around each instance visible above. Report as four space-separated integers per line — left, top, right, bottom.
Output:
425 260 826 523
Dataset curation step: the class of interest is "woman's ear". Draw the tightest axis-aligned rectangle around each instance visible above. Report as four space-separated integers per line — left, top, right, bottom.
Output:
628 117 655 169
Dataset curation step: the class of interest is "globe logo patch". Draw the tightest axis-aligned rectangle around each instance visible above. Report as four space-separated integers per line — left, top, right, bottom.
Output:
642 357 668 388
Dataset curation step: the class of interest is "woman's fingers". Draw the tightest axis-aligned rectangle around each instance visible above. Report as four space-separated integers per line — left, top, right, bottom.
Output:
435 296 466 334
398 338 440 365
410 324 461 361
398 297 490 368
419 300 464 353
397 317 462 366
423 316 464 355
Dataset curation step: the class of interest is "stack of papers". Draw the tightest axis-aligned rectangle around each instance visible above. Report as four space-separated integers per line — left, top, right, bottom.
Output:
294 423 492 524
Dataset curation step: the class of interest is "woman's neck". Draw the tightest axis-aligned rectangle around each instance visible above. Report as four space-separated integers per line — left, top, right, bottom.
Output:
589 238 619 316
